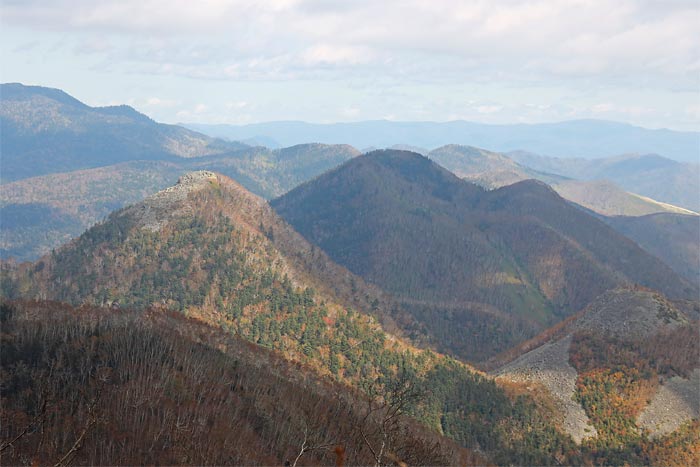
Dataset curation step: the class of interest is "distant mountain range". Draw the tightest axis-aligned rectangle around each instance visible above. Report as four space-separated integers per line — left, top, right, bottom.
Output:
272 150 697 362
428 144 568 188
1 83 696 294
0 83 246 182
509 151 700 212
428 145 697 215
0 84 699 266
185 119 700 163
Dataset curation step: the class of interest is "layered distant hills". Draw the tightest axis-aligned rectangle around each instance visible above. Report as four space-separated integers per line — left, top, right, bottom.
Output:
0 143 360 260
3 84 697 271
428 144 567 188
430 145 698 215
185 119 700 163
0 83 245 182
509 151 700 212
272 150 697 361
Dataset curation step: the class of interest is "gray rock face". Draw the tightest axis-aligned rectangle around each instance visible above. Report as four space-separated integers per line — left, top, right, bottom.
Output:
572 288 687 339
123 171 218 232
495 335 597 444
494 288 696 445
638 369 700 437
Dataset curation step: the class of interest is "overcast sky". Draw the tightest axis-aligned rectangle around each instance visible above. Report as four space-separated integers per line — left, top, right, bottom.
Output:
1 0 698 130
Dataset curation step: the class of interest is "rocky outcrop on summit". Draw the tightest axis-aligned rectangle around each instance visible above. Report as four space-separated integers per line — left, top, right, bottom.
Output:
570 288 688 338
123 171 218 232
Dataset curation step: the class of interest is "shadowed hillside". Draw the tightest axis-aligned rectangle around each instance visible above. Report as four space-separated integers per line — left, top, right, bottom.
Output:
272 150 696 362
603 213 700 285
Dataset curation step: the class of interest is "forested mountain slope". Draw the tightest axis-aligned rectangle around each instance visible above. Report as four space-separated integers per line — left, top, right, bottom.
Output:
0 143 359 261
602 213 700 285
494 287 699 466
0 300 476 466
0 172 583 466
272 150 696 362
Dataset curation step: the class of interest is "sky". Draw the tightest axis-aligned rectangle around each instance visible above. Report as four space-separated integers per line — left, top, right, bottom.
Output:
1 0 699 130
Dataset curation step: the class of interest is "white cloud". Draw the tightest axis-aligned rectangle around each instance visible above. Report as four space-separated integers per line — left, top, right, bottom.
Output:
2 0 698 128
144 97 178 108
476 105 503 114
2 0 697 87
591 103 615 114
301 45 373 66
340 107 361 118
225 101 248 110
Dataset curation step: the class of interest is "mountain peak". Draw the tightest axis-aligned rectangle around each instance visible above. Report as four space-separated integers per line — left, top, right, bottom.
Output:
362 149 467 190
123 171 222 232
506 177 560 193
487 178 563 204
433 144 494 156
572 287 689 338
176 170 218 187
274 147 695 361
95 104 155 123
367 148 427 163
118 170 276 239
1 82 88 109
1 84 243 182
154 170 219 201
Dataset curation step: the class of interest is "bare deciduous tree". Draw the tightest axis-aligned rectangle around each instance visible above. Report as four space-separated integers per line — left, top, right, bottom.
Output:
357 370 425 467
